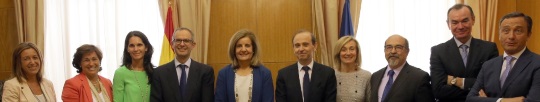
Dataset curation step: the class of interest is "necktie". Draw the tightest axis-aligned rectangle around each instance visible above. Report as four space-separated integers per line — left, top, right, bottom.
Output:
179 64 187 97
460 45 469 67
302 66 311 102
500 56 515 88
382 70 395 102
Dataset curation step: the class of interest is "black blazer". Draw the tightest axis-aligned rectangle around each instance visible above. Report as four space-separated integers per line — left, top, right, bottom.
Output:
370 63 435 102
430 38 498 102
467 49 540 102
275 62 337 102
150 60 215 102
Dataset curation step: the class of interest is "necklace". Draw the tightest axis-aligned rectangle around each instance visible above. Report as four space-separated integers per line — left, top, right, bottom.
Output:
234 68 253 102
133 69 149 102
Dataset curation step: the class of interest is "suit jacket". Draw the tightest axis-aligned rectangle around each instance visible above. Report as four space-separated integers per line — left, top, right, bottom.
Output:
150 60 215 102
62 73 113 102
430 38 498 102
2 78 56 102
275 62 337 102
370 63 435 102
466 49 540 102
215 64 274 102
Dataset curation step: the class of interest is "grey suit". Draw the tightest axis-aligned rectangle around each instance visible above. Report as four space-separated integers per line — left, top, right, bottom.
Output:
370 63 435 102
150 60 215 102
467 49 540 102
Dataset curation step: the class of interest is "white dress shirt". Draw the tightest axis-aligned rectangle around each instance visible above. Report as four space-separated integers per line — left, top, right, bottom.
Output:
297 60 314 102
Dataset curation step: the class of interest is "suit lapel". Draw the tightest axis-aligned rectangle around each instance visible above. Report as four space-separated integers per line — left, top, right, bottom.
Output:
20 81 38 102
164 61 182 101
76 74 93 101
289 65 303 100
502 49 532 92
308 63 322 101
489 57 504 92
185 60 202 102
446 39 467 75
372 67 386 102
386 64 411 101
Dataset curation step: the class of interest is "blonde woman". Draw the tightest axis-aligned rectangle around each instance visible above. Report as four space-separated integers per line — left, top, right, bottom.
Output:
333 36 371 102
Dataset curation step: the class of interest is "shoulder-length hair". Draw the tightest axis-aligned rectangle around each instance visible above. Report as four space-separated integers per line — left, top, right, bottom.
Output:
12 42 44 83
333 36 362 71
228 29 262 68
122 31 155 83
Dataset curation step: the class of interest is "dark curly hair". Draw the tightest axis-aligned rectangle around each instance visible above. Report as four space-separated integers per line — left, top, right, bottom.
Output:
122 31 155 84
72 44 103 73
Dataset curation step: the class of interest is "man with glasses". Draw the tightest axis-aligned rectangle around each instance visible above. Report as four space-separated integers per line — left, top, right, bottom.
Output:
370 34 434 102
430 4 499 102
151 27 215 102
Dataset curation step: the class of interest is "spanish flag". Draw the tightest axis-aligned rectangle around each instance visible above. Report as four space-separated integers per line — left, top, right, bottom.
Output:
159 7 175 65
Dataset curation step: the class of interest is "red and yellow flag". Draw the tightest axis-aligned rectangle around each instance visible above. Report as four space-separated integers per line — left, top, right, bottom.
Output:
159 7 175 65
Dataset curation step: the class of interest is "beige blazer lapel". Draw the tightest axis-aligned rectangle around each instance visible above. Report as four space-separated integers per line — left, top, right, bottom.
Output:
20 82 38 102
41 79 57 102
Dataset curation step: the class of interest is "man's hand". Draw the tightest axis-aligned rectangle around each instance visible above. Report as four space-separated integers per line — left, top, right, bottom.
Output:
501 96 524 102
447 75 454 85
479 89 487 97
447 75 464 89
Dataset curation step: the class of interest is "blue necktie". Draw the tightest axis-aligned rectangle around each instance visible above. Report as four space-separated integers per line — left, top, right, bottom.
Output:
302 66 311 102
500 56 514 88
460 45 469 67
179 64 187 97
382 70 395 102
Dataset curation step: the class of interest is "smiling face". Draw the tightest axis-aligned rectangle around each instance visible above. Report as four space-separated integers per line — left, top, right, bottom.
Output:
20 48 41 76
128 36 147 61
293 32 317 64
235 37 254 63
340 41 358 65
499 17 530 55
80 51 101 76
447 8 474 41
172 30 196 59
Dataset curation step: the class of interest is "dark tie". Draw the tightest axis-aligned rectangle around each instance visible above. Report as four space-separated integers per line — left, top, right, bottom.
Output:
460 45 469 67
382 70 395 102
302 66 311 102
179 64 187 97
500 56 515 88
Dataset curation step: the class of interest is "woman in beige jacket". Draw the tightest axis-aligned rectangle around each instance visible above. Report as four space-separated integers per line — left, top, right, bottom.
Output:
2 42 56 102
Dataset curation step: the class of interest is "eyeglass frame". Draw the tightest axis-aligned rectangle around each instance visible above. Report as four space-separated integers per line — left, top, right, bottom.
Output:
384 45 407 52
173 39 194 44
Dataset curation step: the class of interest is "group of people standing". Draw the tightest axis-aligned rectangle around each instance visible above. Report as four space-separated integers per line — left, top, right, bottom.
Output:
2 3 539 102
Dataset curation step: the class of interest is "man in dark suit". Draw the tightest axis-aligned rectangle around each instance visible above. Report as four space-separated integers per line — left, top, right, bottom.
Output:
370 35 434 102
275 30 337 102
430 4 499 102
151 27 214 102
467 12 540 102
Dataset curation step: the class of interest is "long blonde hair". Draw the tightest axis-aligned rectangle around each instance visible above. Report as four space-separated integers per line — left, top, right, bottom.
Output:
12 42 44 83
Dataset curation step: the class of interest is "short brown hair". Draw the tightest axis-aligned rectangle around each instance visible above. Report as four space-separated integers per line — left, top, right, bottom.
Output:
499 12 533 35
12 42 44 83
228 29 262 68
447 4 475 22
291 29 316 46
72 44 103 73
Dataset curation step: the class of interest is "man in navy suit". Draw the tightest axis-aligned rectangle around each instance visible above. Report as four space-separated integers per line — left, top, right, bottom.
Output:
430 4 499 102
467 12 540 102
275 30 337 102
151 27 215 102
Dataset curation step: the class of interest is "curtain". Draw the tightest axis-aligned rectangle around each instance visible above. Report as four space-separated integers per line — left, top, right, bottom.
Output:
478 0 499 42
44 0 164 100
313 0 363 67
158 0 211 63
356 0 455 73
15 0 44 50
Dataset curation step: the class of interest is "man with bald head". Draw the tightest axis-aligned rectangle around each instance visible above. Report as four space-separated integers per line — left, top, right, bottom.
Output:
276 30 337 102
370 35 435 102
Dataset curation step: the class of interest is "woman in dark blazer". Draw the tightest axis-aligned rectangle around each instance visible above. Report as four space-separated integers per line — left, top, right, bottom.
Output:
215 30 274 102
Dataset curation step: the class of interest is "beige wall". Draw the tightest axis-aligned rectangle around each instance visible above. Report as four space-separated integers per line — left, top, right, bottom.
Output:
516 0 540 53
0 0 18 80
208 0 312 85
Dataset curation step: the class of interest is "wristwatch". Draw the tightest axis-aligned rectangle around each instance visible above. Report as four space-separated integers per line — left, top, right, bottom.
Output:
451 77 457 85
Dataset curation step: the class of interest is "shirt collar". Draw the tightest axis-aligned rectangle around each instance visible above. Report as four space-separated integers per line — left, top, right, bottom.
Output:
297 60 315 71
503 47 527 60
175 58 192 68
385 62 405 75
454 36 472 47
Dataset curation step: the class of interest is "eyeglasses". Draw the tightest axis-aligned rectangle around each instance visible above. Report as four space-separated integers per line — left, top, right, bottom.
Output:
384 45 405 52
173 39 193 44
